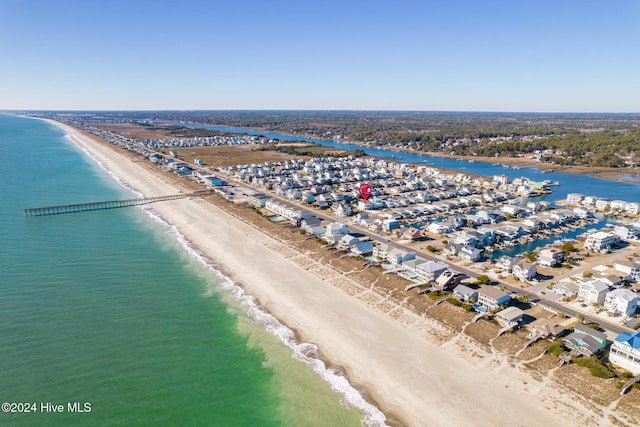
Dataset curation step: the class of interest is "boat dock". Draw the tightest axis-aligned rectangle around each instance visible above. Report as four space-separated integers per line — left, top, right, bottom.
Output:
24 190 213 216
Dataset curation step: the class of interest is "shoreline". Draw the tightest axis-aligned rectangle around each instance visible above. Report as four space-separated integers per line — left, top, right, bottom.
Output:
48 119 614 426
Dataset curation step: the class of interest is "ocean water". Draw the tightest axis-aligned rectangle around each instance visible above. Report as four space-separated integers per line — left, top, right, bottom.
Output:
0 115 372 426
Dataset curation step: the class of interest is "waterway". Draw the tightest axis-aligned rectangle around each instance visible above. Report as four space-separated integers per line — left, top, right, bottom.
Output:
175 121 639 257
176 122 640 204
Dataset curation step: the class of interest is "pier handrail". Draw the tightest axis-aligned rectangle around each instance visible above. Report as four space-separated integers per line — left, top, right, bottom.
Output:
24 191 213 216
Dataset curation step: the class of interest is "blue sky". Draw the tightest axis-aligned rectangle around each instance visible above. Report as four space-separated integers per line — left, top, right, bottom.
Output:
1 0 639 111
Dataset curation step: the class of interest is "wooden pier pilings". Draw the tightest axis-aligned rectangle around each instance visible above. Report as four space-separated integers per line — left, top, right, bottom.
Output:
24 191 212 217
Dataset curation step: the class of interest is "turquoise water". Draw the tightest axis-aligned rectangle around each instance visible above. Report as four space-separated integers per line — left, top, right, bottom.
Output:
0 115 367 426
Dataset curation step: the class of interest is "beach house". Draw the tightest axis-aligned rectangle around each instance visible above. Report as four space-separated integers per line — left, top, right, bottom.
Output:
529 318 565 338
609 331 640 375
415 260 449 282
325 222 349 238
495 306 525 327
578 279 609 305
553 280 579 298
513 262 536 282
387 247 416 267
459 246 482 262
432 270 461 291
614 260 640 282
496 256 522 273
453 284 478 302
584 231 618 252
476 286 510 311
603 289 638 317
537 248 564 267
563 324 608 356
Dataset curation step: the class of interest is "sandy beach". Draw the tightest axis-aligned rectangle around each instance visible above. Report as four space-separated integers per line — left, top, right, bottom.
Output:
51 120 618 427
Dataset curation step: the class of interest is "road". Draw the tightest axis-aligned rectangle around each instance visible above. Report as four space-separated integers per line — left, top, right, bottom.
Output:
152 149 635 336
263 192 634 336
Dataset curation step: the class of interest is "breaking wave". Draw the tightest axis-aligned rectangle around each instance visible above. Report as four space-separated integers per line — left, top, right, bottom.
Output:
64 129 388 426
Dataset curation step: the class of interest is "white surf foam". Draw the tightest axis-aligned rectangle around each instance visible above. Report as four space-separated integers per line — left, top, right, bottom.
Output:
62 129 388 426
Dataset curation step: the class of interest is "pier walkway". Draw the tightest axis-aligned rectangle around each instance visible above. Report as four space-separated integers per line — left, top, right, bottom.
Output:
24 191 213 216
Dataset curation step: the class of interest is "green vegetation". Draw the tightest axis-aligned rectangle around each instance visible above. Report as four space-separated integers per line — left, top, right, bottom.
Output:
427 290 450 301
573 356 616 379
547 339 565 357
474 275 491 286
560 241 575 256
76 111 640 169
517 293 531 303
257 142 364 158
426 245 438 253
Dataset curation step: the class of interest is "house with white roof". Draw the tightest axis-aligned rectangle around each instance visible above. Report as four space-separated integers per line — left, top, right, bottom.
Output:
578 279 609 305
453 284 478 302
585 232 618 252
496 256 521 273
427 222 450 235
459 246 482 262
325 222 348 238
609 331 640 375
495 306 525 327
614 260 640 282
513 262 536 282
337 234 360 250
567 193 585 204
595 199 611 210
614 225 639 240
553 280 579 297
476 286 510 311
387 248 416 267
625 202 640 215
537 248 564 267
415 260 449 282
604 288 638 317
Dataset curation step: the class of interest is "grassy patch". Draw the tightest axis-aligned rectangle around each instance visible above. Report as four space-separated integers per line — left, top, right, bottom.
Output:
547 338 565 357
573 356 616 379
426 290 450 301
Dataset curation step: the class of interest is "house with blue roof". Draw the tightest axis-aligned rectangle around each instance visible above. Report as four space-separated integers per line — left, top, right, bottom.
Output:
609 331 640 375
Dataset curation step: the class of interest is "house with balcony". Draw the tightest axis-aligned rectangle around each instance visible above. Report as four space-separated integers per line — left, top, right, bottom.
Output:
609 331 640 375
476 286 510 311
495 306 525 327
415 260 449 282
614 225 639 240
585 232 618 252
459 246 482 262
604 288 638 317
453 284 478 302
563 324 607 356
553 280 579 298
513 262 536 282
496 256 521 273
614 260 640 282
578 279 609 305
537 248 564 267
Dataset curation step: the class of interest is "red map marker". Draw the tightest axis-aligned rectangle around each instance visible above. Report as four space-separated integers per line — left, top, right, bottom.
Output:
358 182 372 200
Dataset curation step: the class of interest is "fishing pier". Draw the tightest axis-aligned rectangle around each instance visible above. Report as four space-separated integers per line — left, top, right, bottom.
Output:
24 191 213 216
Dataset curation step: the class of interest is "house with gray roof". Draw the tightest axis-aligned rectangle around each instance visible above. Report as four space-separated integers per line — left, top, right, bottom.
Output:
563 324 607 356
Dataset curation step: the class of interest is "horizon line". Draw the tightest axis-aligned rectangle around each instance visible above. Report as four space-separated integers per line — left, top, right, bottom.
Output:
3 109 640 115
